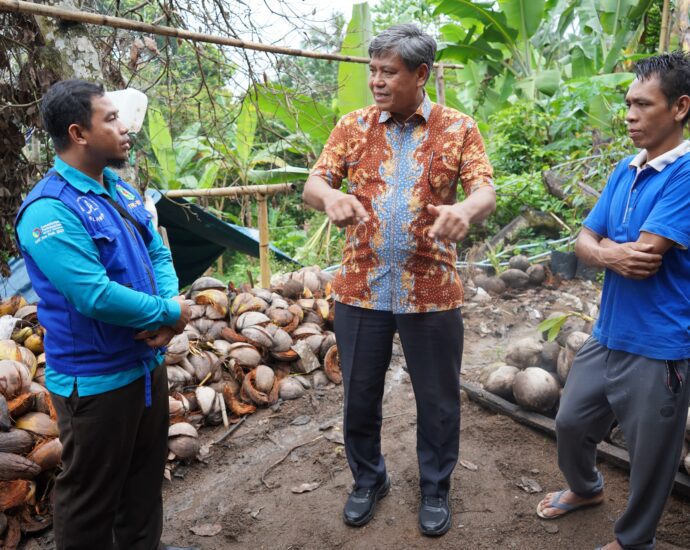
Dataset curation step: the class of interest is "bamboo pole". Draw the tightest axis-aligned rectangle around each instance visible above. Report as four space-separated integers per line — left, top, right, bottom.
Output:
0 0 463 69
164 183 295 199
435 62 446 106
660 0 671 53
257 194 270 288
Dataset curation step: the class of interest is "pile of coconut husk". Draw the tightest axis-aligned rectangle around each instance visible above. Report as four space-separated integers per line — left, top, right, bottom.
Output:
163 265 341 466
477 295 690 478
471 254 549 298
0 265 342 546
0 299 58 549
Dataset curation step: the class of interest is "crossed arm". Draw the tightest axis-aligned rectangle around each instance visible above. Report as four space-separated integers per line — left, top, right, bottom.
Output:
575 227 674 279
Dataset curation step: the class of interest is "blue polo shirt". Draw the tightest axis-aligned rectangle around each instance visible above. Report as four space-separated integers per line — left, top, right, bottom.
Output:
584 141 690 360
16 157 181 397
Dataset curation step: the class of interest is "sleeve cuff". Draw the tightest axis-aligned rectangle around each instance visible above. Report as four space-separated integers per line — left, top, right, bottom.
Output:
640 222 690 249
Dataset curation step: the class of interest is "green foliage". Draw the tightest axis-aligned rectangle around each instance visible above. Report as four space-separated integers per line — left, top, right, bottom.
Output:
538 311 594 341
337 2 373 115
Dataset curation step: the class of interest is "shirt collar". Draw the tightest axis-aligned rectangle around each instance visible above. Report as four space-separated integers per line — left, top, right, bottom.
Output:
53 156 121 196
378 92 432 125
628 140 690 173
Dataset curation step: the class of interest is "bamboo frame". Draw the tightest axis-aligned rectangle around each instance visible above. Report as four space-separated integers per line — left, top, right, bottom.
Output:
0 0 463 69
164 183 295 288
659 0 671 53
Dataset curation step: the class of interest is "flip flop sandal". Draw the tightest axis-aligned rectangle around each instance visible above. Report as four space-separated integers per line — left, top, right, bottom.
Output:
536 489 602 520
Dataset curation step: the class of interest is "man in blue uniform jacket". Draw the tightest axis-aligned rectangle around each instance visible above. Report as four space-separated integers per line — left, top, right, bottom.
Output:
15 80 196 550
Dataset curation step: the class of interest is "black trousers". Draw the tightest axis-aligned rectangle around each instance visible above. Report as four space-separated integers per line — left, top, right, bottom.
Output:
334 302 463 497
51 364 169 550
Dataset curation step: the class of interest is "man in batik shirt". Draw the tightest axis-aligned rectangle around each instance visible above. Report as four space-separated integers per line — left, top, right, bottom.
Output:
303 24 495 536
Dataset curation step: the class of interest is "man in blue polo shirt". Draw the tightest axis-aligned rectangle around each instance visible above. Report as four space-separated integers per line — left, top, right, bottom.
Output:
15 80 196 550
536 53 690 550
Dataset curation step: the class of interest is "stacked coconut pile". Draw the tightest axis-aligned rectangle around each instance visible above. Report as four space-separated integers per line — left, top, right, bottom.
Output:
472 254 548 298
0 265 342 545
163 266 341 464
479 297 690 478
0 298 59 548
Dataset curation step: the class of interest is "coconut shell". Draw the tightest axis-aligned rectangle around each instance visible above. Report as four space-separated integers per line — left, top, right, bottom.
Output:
254 365 275 393
241 369 272 406
527 264 546 285
0 430 33 455
279 378 306 401
270 328 293 353
23 333 44 355
0 395 9 432
473 274 506 295
195 386 217 416
168 435 200 459
241 325 273 348
324 345 342 384
13 306 37 324
228 344 261 368
505 337 543 369
508 254 531 272
15 412 59 437
0 452 40 480
0 342 22 364
499 269 530 289
190 276 226 296
27 438 62 472
0 480 33 512
512 367 560 413
0 360 31 400
281 278 303 299
484 365 519 399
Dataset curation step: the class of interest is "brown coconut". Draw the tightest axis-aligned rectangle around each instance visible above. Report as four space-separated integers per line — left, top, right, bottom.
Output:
484 365 519 399
557 331 589 384
0 430 33 455
324 345 342 384
512 367 560 413
0 452 40 480
0 479 34 512
505 337 543 369
499 268 530 289
15 412 59 437
27 438 62 472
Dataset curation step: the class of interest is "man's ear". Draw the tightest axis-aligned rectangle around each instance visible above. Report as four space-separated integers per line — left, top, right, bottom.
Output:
675 94 690 123
417 63 430 87
66 123 88 146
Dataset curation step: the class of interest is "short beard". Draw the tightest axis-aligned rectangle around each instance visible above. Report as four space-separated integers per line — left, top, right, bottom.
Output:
106 158 127 169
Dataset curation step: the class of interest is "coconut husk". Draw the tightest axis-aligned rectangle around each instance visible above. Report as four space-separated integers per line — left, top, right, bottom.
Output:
13 306 37 324
0 342 22 365
0 431 33 455
22 333 43 356
33 392 57 420
219 326 250 344
241 369 272 406
7 393 34 420
14 413 58 438
27 438 62 472
0 452 40 480
324 345 342 384
0 480 33 513
194 289 228 317
168 435 199 460
221 383 256 416
0 360 31 401
19 505 52 534
0 297 27 317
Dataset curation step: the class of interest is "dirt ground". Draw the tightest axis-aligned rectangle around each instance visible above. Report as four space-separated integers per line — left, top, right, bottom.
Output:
26 281 690 549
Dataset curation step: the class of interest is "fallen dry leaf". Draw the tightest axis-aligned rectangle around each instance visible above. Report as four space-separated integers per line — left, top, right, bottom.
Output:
459 459 478 471
189 523 222 537
291 482 320 494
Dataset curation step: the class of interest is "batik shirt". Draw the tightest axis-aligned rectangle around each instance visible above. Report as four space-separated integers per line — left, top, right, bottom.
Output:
311 94 493 313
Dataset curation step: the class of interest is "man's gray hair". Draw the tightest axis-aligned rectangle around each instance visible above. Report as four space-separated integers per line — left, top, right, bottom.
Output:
368 24 437 82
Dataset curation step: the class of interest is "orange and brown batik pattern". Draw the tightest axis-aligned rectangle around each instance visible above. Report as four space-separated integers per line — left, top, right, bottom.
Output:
311 94 493 313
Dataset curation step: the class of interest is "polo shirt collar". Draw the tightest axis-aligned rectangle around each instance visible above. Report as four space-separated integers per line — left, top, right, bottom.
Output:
378 92 432 124
53 156 121 196
628 140 690 173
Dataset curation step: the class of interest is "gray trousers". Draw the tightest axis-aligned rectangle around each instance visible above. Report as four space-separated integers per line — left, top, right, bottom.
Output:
556 338 690 550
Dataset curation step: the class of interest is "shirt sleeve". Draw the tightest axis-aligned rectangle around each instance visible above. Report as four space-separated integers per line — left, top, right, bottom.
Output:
310 115 349 189
459 121 494 197
582 164 622 238
146 223 180 299
640 166 690 248
17 198 181 331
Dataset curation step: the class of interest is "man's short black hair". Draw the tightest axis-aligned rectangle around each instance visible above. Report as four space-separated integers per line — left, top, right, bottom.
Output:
634 51 690 124
40 80 105 152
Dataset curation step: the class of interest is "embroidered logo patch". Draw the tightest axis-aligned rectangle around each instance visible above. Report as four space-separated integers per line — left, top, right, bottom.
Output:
76 196 105 223
33 221 63 244
116 184 136 201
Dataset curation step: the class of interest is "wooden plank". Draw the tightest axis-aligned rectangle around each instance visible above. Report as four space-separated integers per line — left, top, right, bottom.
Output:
460 379 690 498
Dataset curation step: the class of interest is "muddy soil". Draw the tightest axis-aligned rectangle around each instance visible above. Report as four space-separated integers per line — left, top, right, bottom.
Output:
25 281 690 549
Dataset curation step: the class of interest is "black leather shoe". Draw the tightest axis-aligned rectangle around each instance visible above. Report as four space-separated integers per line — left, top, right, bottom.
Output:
160 545 201 550
419 494 451 536
343 475 391 526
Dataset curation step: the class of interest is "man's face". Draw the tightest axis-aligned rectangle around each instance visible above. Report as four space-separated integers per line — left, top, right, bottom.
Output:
79 94 131 168
625 75 682 155
368 53 427 120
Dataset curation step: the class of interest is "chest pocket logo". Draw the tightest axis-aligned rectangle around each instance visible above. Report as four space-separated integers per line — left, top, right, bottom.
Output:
76 196 105 223
116 184 136 201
